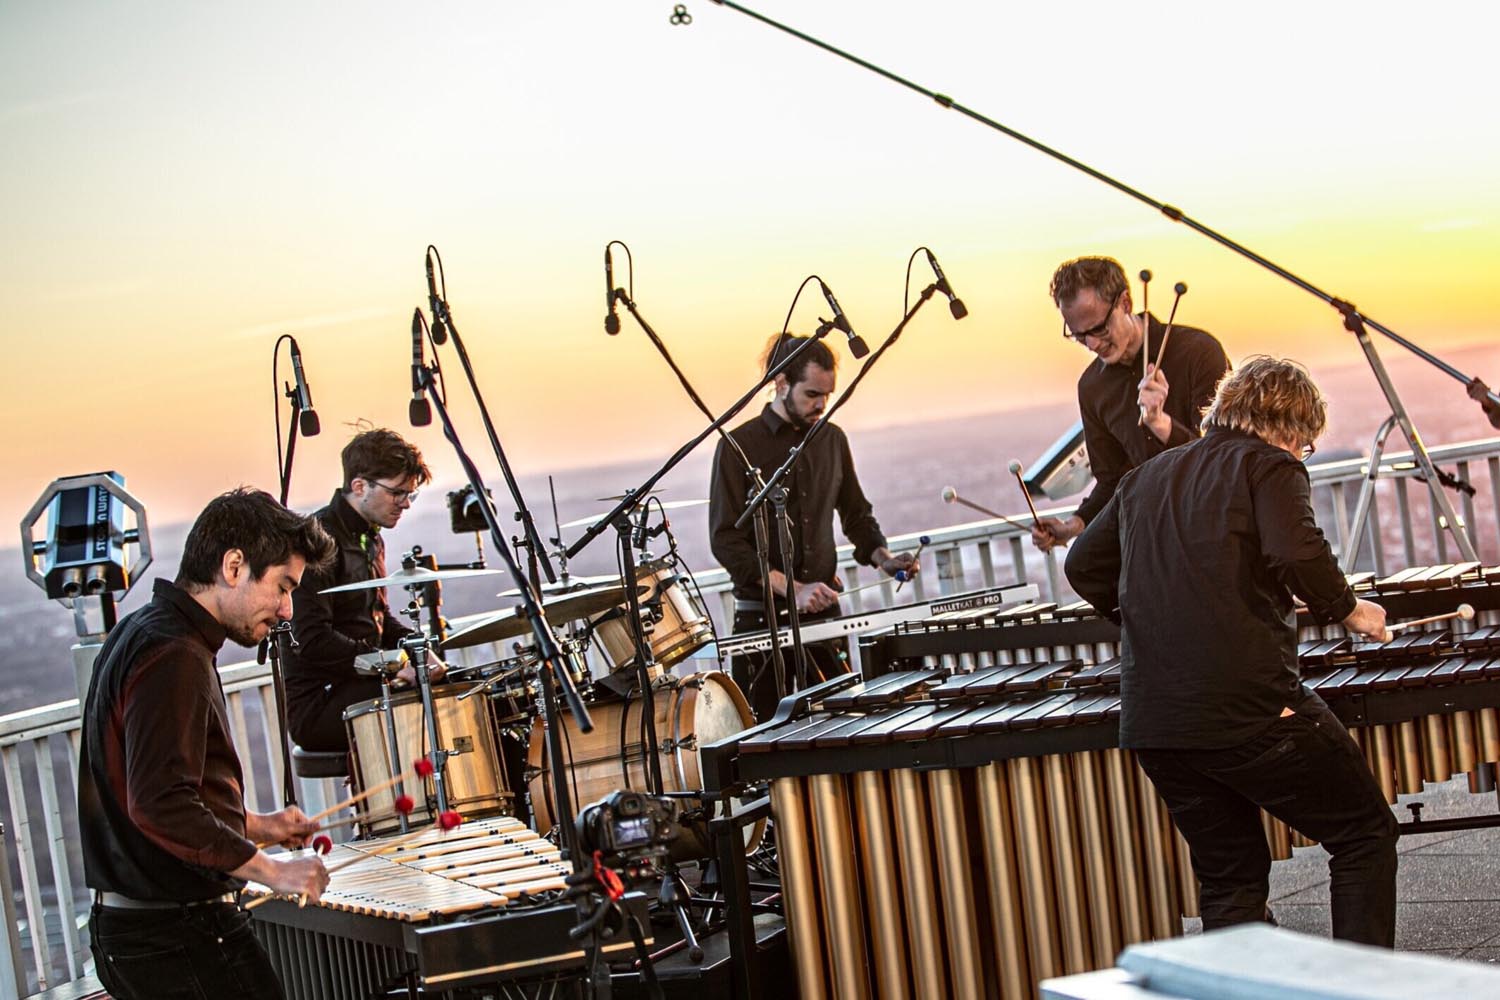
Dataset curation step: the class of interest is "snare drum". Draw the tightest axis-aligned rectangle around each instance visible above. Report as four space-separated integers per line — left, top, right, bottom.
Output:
344 683 511 836
589 560 713 671
526 671 763 856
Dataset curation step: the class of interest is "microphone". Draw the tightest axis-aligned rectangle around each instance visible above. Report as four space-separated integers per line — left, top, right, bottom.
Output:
924 250 968 320
604 245 620 335
819 279 867 358
425 251 449 346
287 337 321 436
409 308 431 427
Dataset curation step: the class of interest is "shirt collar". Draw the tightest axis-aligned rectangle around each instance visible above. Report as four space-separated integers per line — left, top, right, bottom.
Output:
152 579 228 652
332 490 378 540
758 403 794 436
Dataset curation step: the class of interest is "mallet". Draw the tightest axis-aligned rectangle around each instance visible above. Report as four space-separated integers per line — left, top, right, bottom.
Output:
1386 603 1476 633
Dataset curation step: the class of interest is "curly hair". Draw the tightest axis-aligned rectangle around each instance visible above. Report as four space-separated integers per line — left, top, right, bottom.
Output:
1202 356 1327 447
1049 256 1129 308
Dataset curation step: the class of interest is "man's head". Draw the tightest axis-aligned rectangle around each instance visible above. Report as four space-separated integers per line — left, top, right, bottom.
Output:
176 488 337 647
340 429 432 529
1202 356 1326 458
763 333 838 431
1050 256 1142 367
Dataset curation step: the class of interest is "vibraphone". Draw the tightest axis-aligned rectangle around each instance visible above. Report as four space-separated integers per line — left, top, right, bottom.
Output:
245 816 649 999
707 564 1500 999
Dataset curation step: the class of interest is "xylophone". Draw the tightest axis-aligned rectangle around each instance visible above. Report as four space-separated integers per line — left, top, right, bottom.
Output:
244 816 649 999
706 564 1500 1000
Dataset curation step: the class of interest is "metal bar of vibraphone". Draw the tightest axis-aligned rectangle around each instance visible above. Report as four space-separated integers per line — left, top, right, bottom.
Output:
769 779 826 998
890 767 946 998
975 761 1030 1000
852 771 909 1000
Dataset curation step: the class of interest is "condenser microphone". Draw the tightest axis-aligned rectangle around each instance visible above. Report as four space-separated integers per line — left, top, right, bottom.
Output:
819 279 867 358
425 250 449 346
287 337 321 436
409 308 432 427
924 250 968 320
604 245 620 335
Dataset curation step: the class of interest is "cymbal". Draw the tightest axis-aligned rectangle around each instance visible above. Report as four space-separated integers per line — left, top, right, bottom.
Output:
559 499 709 530
495 574 617 598
594 489 666 502
441 582 646 650
320 565 503 595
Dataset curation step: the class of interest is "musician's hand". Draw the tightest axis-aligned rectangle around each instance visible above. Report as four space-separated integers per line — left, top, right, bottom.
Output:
794 581 841 615
394 664 416 689
879 551 919 579
1138 364 1172 442
1343 599 1392 643
1031 515 1082 552
265 855 330 902
256 806 319 850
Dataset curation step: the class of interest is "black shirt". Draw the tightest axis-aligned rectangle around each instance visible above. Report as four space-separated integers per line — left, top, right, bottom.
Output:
284 492 412 742
79 580 256 900
709 405 887 602
1075 314 1231 525
1064 427 1357 750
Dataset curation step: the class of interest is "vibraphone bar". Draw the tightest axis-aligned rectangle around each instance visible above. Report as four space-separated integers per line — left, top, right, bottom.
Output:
712 566 1500 999
245 817 649 999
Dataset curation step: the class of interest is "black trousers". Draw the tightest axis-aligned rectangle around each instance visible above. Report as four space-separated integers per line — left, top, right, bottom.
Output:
1136 700 1399 947
288 676 383 753
89 902 284 999
730 608 848 722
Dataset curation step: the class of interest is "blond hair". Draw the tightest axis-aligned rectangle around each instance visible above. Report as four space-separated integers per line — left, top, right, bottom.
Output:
1201 356 1327 446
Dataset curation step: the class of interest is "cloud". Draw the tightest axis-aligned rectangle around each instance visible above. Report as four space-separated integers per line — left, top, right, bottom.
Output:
229 307 395 341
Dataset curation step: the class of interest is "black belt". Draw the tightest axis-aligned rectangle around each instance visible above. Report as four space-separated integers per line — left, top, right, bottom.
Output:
95 890 236 911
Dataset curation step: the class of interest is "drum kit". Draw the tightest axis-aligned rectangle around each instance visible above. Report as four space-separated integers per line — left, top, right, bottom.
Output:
325 510 756 865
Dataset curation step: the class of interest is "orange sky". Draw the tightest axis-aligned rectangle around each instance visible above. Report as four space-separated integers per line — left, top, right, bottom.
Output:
2 1 1496 536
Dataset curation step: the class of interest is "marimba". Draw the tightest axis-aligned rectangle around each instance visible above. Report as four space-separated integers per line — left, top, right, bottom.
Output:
244 817 649 999
707 565 1500 1000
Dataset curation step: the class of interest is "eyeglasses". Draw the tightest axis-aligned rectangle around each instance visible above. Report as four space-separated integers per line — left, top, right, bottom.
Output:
368 480 420 503
1062 289 1124 343
1301 442 1317 461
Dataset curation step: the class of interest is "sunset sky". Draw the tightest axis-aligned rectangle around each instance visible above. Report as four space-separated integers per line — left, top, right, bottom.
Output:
3 0 1496 537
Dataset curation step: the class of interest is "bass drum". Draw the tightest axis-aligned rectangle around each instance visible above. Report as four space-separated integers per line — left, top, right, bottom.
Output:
526 671 763 857
344 683 511 836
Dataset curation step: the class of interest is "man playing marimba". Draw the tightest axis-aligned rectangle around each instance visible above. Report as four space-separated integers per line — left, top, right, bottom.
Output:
1065 357 1400 946
79 488 335 999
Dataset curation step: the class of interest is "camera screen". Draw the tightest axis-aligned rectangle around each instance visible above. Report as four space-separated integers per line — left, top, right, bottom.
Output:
612 815 654 848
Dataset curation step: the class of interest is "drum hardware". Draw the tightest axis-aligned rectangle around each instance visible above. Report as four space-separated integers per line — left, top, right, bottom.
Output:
558 497 709 531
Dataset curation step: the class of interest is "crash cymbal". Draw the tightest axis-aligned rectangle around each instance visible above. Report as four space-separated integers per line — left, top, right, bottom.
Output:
594 489 666 502
441 582 647 650
559 499 709 530
494 574 617 598
320 565 503 595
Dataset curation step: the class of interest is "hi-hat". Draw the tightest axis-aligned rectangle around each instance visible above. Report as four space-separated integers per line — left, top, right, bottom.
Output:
320 565 503 594
559 498 708 530
441 582 647 649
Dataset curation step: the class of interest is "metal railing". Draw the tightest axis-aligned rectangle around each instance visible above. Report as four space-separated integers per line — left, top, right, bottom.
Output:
2 435 1497 998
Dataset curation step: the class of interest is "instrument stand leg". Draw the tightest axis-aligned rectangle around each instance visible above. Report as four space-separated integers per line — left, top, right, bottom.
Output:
658 865 705 963
378 679 410 835
1339 306 1478 567
1341 415 1399 573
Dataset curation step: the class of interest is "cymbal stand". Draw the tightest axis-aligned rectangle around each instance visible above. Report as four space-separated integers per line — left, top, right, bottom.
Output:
414 356 591 865
612 509 666 796
374 672 411 836
397 568 452 816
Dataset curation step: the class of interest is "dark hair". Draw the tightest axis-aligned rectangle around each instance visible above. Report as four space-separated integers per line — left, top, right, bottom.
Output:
1049 256 1129 308
176 488 336 591
341 429 431 492
761 333 837 387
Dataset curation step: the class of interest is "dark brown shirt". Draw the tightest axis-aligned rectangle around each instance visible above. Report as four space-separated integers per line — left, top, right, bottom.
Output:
1065 428 1357 750
79 580 256 900
1075 314 1231 524
709 405 887 602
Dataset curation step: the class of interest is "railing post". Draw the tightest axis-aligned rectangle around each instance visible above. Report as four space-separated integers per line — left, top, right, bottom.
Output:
0 821 26 1000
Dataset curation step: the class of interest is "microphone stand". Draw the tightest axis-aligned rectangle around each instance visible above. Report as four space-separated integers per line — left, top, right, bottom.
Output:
431 277 557 586
271 343 309 809
414 360 590 864
735 284 941 693
703 0 1490 563
611 280 791 718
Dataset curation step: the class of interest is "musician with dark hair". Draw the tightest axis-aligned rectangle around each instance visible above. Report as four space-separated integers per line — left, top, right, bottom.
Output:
709 333 918 720
1032 255 1230 551
284 427 439 753
79 488 336 999
1065 357 1399 946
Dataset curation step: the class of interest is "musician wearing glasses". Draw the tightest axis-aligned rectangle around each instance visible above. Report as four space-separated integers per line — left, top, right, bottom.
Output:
1031 256 1230 552
1065 358 1398 946
284 428 440 753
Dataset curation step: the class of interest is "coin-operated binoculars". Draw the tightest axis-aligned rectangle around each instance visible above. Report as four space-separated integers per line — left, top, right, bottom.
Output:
20 472 152 699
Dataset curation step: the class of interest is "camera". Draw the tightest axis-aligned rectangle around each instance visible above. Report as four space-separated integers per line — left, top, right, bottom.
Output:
447 484 494 534
575 790 683 866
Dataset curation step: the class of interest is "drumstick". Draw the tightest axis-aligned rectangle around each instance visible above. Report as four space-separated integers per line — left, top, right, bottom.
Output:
941 487 1030 531
1139 282 1188 426
1138 269 1152 422
1007 461 1042 524
306 757 435 826
895 535 930 592
1386 603 1475 633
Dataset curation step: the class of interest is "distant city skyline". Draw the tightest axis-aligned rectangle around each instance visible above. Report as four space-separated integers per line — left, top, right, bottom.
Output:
3 1 1496 533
